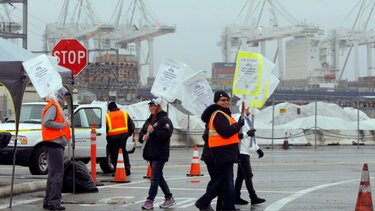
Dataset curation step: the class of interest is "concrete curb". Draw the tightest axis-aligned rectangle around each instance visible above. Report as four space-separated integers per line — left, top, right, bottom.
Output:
0 180 46 198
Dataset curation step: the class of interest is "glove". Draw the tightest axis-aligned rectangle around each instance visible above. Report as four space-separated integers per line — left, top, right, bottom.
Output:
246 129 256 137
237 116 244 126
238 133 244 139
257 149 264 158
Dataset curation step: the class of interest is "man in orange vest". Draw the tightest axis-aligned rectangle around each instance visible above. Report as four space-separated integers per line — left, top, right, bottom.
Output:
195 90 244 211
106 102 134 176
42 87 71 211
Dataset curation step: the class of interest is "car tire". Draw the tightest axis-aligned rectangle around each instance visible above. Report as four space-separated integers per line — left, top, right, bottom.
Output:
99 150 115 173
29 145 48 175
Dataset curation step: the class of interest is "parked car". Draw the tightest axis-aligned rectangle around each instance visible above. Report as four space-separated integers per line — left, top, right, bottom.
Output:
0 102 135 175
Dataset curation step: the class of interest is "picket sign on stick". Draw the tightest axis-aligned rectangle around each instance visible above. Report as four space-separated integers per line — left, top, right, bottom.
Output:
151 57 194 102
181 71 213 117
22 54 63 98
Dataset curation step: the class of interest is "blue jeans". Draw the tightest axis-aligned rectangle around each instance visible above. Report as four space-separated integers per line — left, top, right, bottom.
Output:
147 160 172 200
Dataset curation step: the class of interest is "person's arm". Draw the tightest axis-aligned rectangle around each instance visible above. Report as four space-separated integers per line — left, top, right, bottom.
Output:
214 112 242 138
127 115 135 135
43 106 65 129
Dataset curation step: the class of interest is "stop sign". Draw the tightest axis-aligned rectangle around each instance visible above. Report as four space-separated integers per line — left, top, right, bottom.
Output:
52 39 88 76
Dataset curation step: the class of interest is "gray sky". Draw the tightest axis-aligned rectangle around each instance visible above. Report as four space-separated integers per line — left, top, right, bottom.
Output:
6 1 374 80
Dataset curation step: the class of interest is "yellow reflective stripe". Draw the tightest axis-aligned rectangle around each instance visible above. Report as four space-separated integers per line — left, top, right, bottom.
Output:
106 113 112 131
250 79 269 108
0 129 41 132
232 51 263 96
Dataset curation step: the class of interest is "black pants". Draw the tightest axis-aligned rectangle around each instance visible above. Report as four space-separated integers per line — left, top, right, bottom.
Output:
107 137 130 170
234 154 257 200
196 162 235 211
147 160 172 200
43 146 64 207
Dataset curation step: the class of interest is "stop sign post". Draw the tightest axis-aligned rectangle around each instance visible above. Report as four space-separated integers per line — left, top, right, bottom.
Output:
52 39 88 76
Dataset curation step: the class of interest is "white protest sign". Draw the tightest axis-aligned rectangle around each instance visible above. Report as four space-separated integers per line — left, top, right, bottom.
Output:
181 71 213 117
22 54 63 98
151 58 193 102
232 51 263 96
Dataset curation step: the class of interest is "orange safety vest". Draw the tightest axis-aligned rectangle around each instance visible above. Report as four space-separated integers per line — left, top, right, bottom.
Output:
208 110 239 148
41 100 71 141
106 110 129 136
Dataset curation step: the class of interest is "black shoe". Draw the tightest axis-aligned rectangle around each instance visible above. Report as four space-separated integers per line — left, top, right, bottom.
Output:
48 205 66 210
195 202 214 211
126 168 131 176
235 197 249 205
251 197 266 205
43 205 49 209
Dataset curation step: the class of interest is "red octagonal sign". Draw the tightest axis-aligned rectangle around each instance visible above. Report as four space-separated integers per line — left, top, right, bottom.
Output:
52 39 88 76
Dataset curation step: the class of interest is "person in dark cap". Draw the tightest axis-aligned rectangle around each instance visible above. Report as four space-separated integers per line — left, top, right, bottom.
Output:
195 90 244 211
106 101 135 176
140 98 175 210
42 87 71 210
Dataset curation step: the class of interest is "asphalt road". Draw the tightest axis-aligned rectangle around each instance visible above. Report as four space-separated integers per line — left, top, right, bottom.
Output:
1 145 375 210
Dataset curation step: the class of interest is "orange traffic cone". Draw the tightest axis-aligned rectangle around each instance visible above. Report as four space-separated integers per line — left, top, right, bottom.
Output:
186 146 204 176
143 163 152 179
114 149 130 183
355 163 374 211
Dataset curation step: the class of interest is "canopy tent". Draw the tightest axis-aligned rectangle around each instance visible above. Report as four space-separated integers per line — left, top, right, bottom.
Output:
0 37 74 207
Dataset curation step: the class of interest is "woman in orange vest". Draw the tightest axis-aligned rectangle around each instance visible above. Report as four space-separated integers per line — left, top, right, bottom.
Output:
106 102 134 176
195 90 244 211
42 87 71 211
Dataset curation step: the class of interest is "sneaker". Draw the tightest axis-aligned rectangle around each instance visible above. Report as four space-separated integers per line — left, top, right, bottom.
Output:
159 197 176 208
251 197 266 205
235 197 249 205
142 199 154 210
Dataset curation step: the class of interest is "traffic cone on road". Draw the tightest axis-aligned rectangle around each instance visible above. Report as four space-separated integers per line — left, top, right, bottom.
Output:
114 149 129 183
143 163 152 179
186 146 204 176
355 163 373 211
283 132 289 149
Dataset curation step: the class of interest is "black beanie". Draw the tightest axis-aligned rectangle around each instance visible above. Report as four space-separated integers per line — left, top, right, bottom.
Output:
108 102 117 111
214 90 230 103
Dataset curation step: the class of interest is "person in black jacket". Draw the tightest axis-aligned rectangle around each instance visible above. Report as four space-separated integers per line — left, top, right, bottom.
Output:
139 99 175 210
195 91 244 211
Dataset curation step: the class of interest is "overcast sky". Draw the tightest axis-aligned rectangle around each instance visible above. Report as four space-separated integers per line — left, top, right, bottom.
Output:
3 0 374 80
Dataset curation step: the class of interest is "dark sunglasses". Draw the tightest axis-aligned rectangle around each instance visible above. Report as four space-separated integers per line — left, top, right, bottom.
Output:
219 98 229 102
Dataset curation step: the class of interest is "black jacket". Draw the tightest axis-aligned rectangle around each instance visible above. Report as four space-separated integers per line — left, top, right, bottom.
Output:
139 111 173 162
106 108 135 145
200 104 242 165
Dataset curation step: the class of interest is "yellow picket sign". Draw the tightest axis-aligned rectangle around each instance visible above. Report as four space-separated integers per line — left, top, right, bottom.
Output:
232 51 263 97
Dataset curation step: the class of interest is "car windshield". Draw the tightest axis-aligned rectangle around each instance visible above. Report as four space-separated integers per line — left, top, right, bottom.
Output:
5 104 45 124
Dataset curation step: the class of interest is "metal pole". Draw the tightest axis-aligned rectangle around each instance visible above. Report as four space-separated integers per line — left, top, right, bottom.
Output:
271 95 275 149
116 48 119 101
22 0 28 49
357 94 360 148
314 95 317 150
186 113 190 148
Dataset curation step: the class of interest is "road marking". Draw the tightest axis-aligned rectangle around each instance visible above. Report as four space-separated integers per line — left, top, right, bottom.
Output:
264 178 362 211
0 198 41 209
